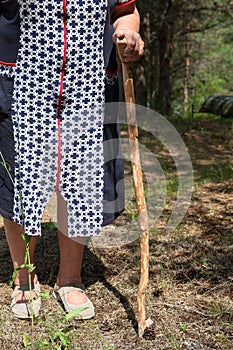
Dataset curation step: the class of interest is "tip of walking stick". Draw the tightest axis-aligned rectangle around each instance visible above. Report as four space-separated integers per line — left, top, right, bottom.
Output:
146 317 154 327
138 318 155 339
116 37 127 62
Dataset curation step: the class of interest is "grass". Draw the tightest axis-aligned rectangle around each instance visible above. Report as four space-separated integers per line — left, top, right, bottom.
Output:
198 163 233 184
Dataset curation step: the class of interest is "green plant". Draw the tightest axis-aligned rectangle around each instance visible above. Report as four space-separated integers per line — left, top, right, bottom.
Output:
64 307 87 321
165 323 181 350
11 233 40 324
125 200 138 221
198 163 233 185
223 322 233 331
208 301 224 318
104 342 114 350
215 333 232 349
22 333 30 348
22 309 87 349
179 322 188 332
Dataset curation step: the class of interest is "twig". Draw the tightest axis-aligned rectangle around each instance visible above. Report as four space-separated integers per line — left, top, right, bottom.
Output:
154 301 210 317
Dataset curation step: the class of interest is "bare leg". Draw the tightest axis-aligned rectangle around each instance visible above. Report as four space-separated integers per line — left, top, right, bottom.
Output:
4 218 38 301
56 192 88 305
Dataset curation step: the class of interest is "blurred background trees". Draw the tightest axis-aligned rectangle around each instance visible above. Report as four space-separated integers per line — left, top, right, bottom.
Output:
135 0 233 117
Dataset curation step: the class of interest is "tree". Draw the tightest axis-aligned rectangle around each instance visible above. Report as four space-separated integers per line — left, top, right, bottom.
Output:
136 0 233 116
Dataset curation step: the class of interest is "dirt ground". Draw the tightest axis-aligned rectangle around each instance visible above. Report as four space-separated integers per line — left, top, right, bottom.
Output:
0 116 232 349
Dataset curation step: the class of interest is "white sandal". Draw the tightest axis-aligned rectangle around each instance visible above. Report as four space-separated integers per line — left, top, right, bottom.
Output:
10 281 41 319
53 283 94 319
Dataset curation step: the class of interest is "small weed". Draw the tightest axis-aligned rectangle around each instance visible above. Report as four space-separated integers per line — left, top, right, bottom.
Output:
165 323 181 350
32 340 50 349
223 322 233 331
22 333 29 348
150 227 162 236
157 263 175 297
166 175 179 197
199 163 233 184
221 230 233 242
21 306 87 349
124 201 138 221
207 301 224 318
215 333 232 349
104 342 114 350
179 322 188 333
64 307 87 321
53 330 70 348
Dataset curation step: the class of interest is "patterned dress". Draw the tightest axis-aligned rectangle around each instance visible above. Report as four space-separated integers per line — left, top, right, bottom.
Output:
0 0 135 237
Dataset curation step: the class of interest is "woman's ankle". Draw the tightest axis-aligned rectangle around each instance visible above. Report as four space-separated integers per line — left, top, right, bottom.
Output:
14 271 38 286
56 277 83 287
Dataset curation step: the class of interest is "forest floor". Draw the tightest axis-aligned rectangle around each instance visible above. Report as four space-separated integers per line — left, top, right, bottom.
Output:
0 115 232 350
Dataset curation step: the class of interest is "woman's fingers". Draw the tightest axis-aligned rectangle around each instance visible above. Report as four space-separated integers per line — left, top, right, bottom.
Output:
113 30 144 62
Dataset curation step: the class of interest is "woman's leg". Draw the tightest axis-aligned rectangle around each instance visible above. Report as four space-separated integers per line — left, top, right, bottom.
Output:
56 193 88 305
4 218 38 301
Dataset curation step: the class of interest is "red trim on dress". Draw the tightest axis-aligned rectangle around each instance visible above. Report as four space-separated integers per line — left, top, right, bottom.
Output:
56 0 67 191
116 0 135 7
0 61 16 67
105 68 118 76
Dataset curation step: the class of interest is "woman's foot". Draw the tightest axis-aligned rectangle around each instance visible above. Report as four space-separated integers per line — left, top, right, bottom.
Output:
53 282 94 319
56 230 90 312
13 275 39 303
3 219 39 318
11 280 41 319
55 279 88 305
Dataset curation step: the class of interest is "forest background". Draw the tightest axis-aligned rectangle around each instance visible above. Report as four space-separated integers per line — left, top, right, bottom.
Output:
135 0 233 117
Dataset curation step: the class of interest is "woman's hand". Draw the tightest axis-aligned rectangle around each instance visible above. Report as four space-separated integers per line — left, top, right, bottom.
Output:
112 29 144 62
112 5 144 62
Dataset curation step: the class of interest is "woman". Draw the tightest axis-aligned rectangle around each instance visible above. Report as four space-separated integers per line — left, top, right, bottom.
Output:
0 0 144 319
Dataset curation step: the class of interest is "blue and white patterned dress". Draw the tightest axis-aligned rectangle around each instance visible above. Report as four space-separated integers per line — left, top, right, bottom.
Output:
0 0 135 237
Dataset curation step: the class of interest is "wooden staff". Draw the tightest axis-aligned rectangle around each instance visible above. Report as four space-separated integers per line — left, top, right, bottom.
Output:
116 38 149 337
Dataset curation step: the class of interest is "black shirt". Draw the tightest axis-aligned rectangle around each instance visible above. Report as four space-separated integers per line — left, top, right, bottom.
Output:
0 0 19 63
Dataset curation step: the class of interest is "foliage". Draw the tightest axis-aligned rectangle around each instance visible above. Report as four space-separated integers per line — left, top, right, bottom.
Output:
136 0 233 117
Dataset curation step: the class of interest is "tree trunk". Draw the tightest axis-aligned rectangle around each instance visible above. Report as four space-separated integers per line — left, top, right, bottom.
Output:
134 12 159 109
183 23 190 117
156 26 173 116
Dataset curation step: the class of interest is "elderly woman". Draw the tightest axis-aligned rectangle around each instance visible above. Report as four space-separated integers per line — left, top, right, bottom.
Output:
0 0 143 319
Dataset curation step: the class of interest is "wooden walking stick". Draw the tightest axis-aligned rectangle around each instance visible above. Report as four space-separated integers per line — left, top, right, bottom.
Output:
117 38 150 337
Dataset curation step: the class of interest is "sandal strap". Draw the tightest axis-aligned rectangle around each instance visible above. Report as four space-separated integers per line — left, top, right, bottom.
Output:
54 282 85 298
12 281 41 299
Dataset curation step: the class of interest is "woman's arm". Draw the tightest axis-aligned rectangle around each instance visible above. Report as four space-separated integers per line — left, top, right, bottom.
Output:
112 3 144 62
